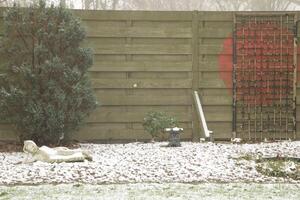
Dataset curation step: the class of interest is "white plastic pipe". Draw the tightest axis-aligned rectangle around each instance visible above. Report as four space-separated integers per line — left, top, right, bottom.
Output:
193 91 213 139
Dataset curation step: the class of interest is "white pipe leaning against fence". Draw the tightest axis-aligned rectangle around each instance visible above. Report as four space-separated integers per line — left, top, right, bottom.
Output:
193 91 213 141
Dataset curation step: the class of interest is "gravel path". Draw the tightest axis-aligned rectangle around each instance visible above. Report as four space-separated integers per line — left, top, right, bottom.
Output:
0 141 299 185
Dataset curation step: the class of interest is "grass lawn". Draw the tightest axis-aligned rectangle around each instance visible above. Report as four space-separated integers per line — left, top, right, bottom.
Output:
0 183 299 200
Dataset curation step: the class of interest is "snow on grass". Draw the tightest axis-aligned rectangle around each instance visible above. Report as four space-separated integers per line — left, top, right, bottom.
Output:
0 183 299 200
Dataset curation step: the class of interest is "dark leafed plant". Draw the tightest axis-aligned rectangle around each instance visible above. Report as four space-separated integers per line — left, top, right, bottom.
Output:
143 111 178 141
0 0 97 145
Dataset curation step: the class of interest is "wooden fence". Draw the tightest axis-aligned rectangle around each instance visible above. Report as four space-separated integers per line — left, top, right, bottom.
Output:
0 9 300 141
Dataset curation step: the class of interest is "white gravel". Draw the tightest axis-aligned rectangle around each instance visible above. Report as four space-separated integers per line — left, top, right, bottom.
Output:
0 141 299 185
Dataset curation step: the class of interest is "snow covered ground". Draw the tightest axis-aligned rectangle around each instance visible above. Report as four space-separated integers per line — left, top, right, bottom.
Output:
0 141 299 185
1 183 299 200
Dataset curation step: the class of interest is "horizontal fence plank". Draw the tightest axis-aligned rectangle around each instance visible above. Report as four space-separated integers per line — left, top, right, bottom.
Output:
92 79 192 89
74 125 193 141
201 96 232 106
202 38 228 45
89 72 191 79
199 79 227 89
131 38 191 45
94 54 127 61
198 12 234 21
199 45 224 55
199 62 231 72
85 26 192 38
200 88 231 96
87 106 232 123
127 72 191 79
92 44 191 55
200 71 230 80
89 72 127 79
90 61 192 72
204 106 232 122
86 106 191 123
93 105 191 111
83 37 127 45
199 28 232 38
204 21 233 29
82 20 126 28
94 88 191 96
97 95 192 106
203 55 231 63
200 46 232 55
74 10 193 21
132 21 191 28
131 54 190 61
87 112 191 123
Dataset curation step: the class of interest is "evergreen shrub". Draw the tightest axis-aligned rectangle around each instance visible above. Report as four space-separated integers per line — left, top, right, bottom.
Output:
0 0 97 145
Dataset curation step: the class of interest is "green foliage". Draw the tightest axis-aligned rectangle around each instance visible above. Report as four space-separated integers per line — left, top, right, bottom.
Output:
236 153 255 161
143 111 178 139
0 0 97 145
256 160 299 180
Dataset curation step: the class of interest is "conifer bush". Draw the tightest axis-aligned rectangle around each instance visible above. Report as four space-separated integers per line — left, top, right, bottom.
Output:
0 0 97 145
143 111 178 141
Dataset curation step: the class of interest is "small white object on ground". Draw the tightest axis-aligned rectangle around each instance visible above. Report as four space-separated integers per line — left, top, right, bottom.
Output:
165 127 183 132
231 138 242 143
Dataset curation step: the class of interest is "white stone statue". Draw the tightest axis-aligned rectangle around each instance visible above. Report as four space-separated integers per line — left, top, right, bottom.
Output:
23 140 92 163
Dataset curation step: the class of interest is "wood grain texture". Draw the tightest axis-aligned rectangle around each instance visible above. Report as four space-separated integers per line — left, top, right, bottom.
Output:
85 26 192 38
92 79 192 89
90 61 192 72
96 95 192 106
92 44 191 55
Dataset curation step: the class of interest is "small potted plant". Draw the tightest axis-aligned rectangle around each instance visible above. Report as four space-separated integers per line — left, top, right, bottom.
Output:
143 111 178 142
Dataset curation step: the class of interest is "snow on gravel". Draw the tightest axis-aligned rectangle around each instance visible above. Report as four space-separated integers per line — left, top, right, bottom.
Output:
0 141 299 185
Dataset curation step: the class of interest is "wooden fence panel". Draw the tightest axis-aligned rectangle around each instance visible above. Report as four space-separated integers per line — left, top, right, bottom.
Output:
0 8 299 141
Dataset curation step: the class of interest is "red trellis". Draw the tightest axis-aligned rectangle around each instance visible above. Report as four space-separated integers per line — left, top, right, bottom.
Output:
233 14 297 141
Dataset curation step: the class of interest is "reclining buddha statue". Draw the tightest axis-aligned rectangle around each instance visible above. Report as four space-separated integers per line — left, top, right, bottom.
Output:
23 140 92 163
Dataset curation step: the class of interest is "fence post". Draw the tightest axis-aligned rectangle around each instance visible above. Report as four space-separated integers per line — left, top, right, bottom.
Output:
191 11 201 141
